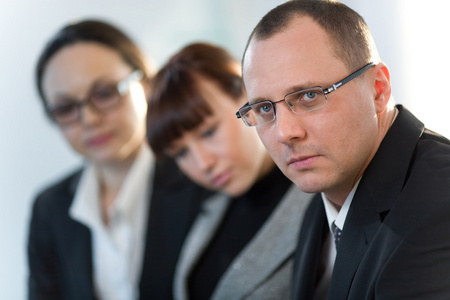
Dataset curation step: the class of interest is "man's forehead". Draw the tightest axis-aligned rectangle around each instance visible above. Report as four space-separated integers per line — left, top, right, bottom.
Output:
243 16 330 70
243 17 335 101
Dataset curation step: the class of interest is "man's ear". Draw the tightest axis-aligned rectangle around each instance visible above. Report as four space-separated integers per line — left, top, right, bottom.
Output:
372 62 392 112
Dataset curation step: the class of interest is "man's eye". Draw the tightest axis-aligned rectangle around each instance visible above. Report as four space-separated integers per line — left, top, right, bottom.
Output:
255 102 273 115
261 105 272 112
302 91 318 102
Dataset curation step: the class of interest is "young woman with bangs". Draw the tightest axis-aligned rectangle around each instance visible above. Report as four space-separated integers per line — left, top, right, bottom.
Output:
147 42 313 300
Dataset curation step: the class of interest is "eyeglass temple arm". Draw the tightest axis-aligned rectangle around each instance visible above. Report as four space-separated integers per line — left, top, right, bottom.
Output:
325 62 375 94
118 70 144 95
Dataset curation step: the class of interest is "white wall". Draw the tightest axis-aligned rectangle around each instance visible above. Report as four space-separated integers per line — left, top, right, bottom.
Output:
1 1 449 299
342 0 450 137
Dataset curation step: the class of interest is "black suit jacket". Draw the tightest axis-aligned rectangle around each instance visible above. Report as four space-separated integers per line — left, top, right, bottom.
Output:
292 105 450 299
28 156 209 300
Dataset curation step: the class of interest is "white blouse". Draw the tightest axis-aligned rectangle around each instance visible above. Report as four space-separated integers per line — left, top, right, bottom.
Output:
69 145 154 300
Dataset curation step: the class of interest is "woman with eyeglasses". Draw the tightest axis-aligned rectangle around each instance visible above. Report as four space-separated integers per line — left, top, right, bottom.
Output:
28 20 207 300
146 42 313 300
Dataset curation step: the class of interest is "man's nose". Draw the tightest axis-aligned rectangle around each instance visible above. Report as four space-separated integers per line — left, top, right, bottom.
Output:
274 103 307 144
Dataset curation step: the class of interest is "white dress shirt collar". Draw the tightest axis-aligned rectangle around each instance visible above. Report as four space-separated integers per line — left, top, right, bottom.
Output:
322 178 361 233
69 144 154 300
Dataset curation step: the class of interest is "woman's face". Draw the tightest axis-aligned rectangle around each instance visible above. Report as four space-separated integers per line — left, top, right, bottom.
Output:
166 77 272 197
42 42 148 165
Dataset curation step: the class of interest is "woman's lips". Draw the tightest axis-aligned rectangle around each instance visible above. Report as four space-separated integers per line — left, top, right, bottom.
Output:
212 170 232 188
86 134 113 147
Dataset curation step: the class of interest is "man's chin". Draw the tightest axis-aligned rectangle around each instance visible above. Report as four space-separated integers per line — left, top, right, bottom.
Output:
291 177 325 194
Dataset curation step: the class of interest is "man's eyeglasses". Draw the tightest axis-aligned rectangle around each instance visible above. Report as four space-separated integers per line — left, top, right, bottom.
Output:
236 62 375 127
46 70 143 126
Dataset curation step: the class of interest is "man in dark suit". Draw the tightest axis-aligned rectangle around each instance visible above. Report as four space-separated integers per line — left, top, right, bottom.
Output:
237 0 450 299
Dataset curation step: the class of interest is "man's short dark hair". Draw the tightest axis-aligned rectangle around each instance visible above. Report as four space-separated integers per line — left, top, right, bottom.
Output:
244 0 379 71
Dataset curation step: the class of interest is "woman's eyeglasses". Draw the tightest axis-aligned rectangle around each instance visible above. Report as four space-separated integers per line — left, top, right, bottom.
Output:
46 70 143 126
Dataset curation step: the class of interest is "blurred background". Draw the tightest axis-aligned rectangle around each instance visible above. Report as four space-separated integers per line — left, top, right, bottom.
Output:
1 0 449 298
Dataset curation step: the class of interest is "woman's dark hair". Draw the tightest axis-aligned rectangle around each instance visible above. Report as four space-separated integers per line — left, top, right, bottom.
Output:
147 42 244 158
36 19 151 108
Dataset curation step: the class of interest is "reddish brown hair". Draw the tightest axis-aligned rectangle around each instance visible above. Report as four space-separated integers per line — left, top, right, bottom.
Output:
147 42 243 157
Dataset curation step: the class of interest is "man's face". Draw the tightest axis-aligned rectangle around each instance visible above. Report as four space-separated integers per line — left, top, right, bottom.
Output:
243 16 380 203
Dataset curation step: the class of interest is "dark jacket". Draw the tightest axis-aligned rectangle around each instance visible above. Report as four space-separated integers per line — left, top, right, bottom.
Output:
292 105 450 299
28 156 209 300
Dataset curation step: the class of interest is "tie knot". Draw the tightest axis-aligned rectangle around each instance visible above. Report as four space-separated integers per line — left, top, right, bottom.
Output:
332 221 342 249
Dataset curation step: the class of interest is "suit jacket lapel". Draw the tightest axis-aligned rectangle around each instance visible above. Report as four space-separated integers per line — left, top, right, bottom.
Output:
62 221 94 299
328 106 425 299
58 171 96 299
328 188 381 300
211 185 312 299
292 193 328 300
173 193 231 300
139 156 208 300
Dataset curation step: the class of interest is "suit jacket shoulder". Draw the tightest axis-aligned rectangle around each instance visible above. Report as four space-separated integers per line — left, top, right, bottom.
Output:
212 185 313 300
292 105 450 300
330 105 450 299
29 158 210 300
175 184 313 300
34 169 81 209
28 168 95 300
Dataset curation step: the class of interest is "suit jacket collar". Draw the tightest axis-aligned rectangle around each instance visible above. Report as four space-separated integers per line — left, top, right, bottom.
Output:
291 193 328 300
55 170 96 299
329 105 425 299
174 185 312 300
139 156 207 299
212 185 311 299
37 157 204 300
66 171 95 298
173 192 230 300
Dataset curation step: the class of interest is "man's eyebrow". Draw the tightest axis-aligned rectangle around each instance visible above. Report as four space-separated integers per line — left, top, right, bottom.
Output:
286 82 319 94
248 82 319 105
249 97 271 105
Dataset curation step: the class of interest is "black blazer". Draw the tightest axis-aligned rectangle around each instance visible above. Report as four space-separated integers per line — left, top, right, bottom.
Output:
292 105 450 299
28 156 209 300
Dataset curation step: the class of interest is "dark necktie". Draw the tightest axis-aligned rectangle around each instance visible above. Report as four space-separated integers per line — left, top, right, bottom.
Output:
332 221 342 249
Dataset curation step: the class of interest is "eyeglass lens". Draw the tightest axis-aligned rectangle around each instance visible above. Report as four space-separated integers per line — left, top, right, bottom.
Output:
239 87 327 126
49 85 121 125
238 62 375 127
47 69 144 125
